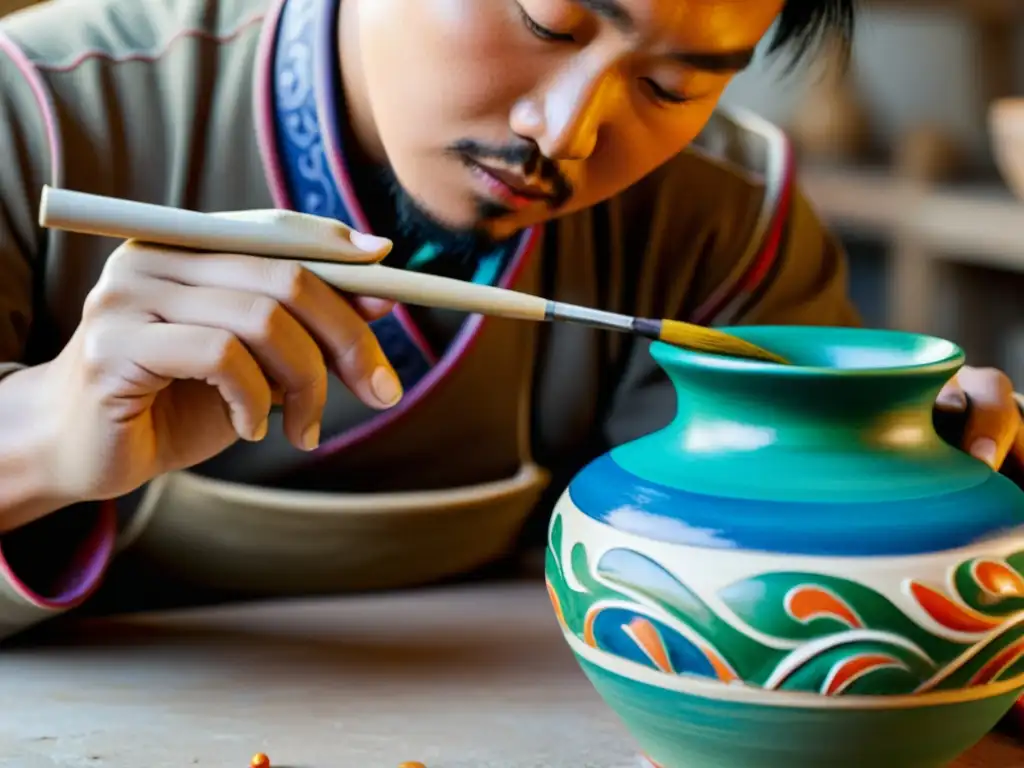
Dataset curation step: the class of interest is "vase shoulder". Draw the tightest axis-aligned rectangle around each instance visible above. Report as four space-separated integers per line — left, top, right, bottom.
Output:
570 451 1024 556
611 428 993 503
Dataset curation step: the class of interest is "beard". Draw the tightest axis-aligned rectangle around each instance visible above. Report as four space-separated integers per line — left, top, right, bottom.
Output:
375 165 510 263
374 138 572 264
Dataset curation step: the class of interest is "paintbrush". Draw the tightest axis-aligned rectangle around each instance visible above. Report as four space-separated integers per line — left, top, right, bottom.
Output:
37 186 788 365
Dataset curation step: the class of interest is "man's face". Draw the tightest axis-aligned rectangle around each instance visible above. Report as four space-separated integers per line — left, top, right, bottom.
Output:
347 0 783 247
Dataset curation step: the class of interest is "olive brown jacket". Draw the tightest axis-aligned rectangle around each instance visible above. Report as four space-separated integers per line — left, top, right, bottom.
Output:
0 0 861 640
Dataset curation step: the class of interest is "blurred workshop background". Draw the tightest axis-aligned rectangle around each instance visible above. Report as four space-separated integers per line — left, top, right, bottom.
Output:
2 0 1024 380
728 1 1024 383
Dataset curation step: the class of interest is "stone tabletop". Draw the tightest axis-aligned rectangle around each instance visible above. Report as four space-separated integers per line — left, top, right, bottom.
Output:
0 581 1019 767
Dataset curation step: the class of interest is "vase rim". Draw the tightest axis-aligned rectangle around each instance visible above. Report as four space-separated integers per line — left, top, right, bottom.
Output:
652 326 965 378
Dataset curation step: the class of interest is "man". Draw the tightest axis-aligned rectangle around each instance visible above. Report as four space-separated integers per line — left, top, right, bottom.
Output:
0 0 1020 642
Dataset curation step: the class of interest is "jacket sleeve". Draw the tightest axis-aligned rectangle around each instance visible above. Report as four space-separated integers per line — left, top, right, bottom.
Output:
0 32 117 643
600 151 862 447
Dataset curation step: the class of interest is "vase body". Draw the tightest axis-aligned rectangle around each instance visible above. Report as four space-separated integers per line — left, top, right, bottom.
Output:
545 326 1024 768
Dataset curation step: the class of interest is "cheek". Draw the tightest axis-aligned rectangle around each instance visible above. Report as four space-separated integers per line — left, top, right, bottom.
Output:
357 0 530 147
582 98 721 205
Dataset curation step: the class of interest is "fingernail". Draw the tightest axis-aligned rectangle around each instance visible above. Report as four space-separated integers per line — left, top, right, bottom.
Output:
935 390 968 412
371 367 403 407
970 437 998 467
350 231 393 254
253 417 269 441
301 422 321 451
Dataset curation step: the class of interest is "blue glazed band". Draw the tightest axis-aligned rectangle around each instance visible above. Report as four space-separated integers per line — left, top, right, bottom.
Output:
584 327 1024 556
568 453 1024 556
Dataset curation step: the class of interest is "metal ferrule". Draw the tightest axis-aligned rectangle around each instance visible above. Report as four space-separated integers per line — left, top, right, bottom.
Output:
547 301 636 333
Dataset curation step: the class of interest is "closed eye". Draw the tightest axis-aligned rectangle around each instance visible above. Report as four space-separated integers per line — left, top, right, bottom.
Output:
642 78 693 105
517 3 576 43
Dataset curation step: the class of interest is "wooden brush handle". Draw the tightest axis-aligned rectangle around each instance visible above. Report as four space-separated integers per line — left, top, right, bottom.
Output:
38 186 549 321
39 186 383 264
297 261 546 320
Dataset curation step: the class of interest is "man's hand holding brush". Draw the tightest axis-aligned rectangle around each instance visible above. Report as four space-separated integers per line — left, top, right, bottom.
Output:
1 210 400 529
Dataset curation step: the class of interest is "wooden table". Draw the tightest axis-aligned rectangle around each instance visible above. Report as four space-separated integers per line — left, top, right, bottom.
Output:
0 581 1020 767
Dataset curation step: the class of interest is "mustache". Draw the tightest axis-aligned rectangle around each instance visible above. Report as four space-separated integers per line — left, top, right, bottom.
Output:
447 138 574 208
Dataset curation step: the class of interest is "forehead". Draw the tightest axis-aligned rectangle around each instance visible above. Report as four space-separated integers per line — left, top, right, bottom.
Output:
582 0 783 51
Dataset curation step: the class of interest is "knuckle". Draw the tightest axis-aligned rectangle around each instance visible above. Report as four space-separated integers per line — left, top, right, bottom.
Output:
84 269 135 319
84 243 160 318
977 367 1012 396
207 329 246 373
81 283 118 318
78 324 120 381
961 365 1012 397
335 327 378 376
979 366 1009 383
266 260 310 305
103 242 150 277
295 347 329 395
242 296 286 346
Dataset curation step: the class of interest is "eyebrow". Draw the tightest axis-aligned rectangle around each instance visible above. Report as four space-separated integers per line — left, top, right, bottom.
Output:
668 49 756 73
571 0 757 73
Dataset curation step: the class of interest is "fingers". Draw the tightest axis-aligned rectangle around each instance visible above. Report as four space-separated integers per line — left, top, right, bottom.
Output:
209 209 394 264
956 366 1021 469
1014 421 1024 464
117 245 403 411
81 321 272 441
1011 394 1024 466
935 377 967 412
352 296 396 321
133 278 328 451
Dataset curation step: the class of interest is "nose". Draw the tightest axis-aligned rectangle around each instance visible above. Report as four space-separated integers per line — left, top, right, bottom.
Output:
510 59 618 162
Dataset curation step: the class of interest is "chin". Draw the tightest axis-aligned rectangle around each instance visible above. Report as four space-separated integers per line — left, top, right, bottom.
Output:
482 216 533 241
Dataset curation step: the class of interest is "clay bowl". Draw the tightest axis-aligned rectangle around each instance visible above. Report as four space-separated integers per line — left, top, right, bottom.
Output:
989 98 1024 201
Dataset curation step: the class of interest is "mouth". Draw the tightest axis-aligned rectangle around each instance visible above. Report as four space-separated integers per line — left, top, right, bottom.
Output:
467 160 556 210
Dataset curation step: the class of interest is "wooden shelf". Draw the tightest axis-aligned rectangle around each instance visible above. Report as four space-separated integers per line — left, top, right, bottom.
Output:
800 167 1024 272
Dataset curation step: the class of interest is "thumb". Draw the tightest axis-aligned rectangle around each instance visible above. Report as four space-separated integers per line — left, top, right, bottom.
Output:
210 209 393 263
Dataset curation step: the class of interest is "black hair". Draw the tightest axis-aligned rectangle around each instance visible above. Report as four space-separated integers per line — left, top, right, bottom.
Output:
768 0 857 69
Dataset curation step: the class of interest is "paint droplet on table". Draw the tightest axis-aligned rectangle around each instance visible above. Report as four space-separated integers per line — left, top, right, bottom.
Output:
250 753 270 768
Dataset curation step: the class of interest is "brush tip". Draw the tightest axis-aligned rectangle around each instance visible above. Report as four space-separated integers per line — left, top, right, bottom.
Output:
658 319 789 365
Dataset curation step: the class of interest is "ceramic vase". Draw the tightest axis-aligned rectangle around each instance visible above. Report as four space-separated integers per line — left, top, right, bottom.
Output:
545 326 1024 768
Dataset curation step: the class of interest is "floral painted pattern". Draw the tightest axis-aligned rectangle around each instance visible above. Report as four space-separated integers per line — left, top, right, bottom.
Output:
546 513 1024 696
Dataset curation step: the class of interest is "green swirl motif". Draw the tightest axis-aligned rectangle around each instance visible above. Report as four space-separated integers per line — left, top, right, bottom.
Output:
545 513 1024 697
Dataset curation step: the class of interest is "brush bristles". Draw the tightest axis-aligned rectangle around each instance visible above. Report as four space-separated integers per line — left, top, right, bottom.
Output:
659 319 789 365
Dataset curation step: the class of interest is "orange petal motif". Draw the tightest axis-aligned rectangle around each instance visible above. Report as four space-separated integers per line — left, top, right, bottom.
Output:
786 586 863 629
970 638 1024 686
546 578 566 631
908 582 1001 634
824 653 902 696
623 617 675 673
973 560 1024 599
